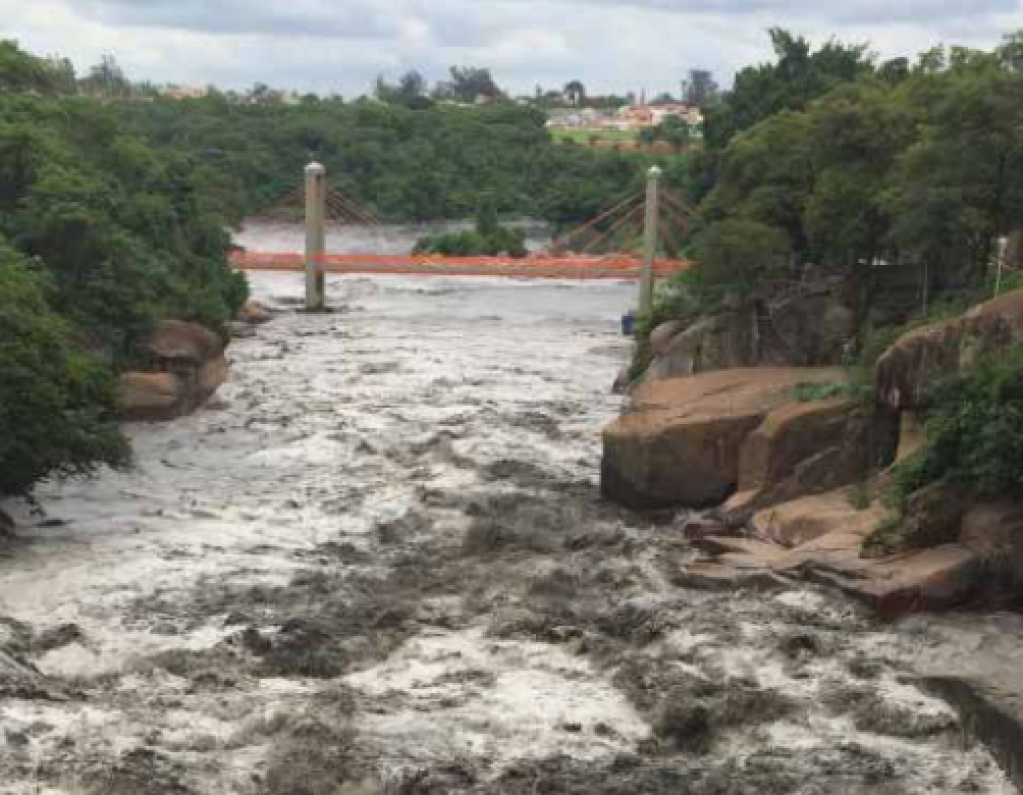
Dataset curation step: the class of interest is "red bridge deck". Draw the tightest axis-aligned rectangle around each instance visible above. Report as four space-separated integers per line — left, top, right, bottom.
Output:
230 252 689 280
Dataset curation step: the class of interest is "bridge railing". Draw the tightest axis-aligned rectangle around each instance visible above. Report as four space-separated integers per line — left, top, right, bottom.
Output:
228 251 689 281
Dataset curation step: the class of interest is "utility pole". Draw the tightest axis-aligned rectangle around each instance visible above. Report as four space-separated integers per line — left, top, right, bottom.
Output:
639 165 662 317
305 161 327 312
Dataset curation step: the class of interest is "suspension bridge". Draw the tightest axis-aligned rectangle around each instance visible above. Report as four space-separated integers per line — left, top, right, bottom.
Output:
229 163 692 311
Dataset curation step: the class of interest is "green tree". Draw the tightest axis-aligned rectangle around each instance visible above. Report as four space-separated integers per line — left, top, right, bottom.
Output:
691 219 792 308
564 80 587 106
0 40 64 94
0 243 129 497
683 69 719 108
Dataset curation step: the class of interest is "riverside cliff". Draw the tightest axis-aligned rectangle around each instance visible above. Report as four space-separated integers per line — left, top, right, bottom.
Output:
603 286 1023 615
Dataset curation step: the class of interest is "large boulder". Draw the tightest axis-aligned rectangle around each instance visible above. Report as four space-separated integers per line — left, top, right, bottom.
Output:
725 398 897 519
649 321 685 357
959 501 1023 592
601 367 845 509
144 320 223 366
238 299 272 326
644 282 857 384
877 287 1023 411
117 321 229 422
646 314 750 382
756 289 857 367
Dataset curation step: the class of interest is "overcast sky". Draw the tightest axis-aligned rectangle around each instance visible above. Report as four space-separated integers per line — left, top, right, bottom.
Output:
2 0 1022 97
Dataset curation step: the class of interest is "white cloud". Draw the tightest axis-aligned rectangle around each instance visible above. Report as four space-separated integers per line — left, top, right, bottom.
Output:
0 0 1021 96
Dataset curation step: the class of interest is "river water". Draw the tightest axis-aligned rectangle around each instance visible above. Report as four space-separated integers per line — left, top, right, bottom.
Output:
0 224 1016 794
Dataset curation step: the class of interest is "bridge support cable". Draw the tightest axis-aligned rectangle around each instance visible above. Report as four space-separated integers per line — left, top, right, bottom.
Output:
578 203 644 257
658 217 684 258
548 192 642 253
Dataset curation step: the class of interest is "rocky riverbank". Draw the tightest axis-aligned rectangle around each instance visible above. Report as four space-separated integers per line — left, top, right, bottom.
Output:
602 287 1023 786
0 274 1016 793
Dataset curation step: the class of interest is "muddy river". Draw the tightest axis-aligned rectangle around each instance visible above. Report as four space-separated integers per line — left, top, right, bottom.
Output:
0 223 1017 794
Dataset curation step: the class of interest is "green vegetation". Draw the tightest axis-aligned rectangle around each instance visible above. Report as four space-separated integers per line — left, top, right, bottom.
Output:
0 244 130 496
414 199 528 257
0 41 246 497
652 30 1023 335
551 128 638 146
635 30 1023 380
896 345 1023 501
864 343 1023 554
114 94 663 228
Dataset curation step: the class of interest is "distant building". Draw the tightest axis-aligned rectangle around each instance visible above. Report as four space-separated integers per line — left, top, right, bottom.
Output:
164 84 208 100
616 103 703 133
545 108 618 130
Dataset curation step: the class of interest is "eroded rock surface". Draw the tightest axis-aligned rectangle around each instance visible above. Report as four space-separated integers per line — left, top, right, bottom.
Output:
725 397 897 519
601 367 846 510
644 281 857 383
877 287 1023 411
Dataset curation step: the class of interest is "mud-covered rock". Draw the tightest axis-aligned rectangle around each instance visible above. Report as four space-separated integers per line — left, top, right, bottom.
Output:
118 320 229 422
601 367 846 509
877 287 1023 411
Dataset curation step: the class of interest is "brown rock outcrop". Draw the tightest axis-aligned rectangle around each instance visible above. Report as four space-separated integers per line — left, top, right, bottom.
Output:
238 299 272 325
877 287 1023 411
646 314 750 382
725 398 897 519
601 367 845 509
117 321 229 422
649 321 685 357
643 281 857 383
687 489 985 614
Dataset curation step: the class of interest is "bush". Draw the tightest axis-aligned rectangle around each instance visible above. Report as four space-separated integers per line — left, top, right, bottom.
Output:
413 201 529 258
892 344 1023 501
0 246 129 497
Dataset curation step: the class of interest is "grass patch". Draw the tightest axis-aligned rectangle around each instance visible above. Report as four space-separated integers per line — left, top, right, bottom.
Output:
550 128 638 145
791 380 872 403
847 482 871 511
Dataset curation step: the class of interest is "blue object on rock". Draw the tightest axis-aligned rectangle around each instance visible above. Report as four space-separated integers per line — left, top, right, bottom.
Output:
621 312 637 337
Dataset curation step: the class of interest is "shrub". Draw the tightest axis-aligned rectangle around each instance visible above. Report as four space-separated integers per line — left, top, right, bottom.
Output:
892 344 1023 501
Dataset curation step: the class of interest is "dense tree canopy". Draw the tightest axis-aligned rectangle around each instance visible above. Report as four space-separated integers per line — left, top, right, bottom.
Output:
0 41 246 496
0 243 129 496
112 93 663 228
679 30 1023 329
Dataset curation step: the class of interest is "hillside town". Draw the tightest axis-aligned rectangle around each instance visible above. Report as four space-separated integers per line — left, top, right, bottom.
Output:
545 102 705 137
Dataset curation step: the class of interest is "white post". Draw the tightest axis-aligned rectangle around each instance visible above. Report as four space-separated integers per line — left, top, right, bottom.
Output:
639 165 662 317
305 161 327 311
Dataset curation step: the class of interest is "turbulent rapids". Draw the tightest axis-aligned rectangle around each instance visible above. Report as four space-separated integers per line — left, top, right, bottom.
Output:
0 225 1017 793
